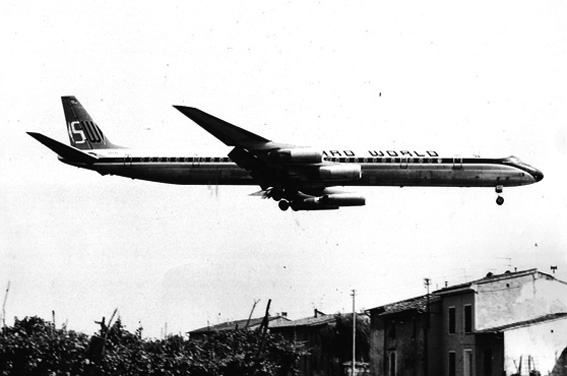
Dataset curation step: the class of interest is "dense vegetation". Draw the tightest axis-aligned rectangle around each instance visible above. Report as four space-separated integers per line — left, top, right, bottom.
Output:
0 316 308 376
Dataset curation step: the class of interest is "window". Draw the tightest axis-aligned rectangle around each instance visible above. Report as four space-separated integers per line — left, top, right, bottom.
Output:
449 307 456 334
449 352 456 376
387 323 396 339
389 352 396 376
464 305 472 333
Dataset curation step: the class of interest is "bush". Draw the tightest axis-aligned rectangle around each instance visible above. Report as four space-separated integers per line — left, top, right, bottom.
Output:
0 316 307 376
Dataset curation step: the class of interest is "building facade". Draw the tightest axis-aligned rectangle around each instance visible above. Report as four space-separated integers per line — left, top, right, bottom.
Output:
368 269 567 376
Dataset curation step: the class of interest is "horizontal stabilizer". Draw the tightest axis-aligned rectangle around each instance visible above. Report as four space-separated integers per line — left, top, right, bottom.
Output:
27 132 98 164
173 106 270 148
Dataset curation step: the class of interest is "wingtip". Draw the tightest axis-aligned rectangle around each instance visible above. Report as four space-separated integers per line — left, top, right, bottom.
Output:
173 105 198 113
27 131 41 139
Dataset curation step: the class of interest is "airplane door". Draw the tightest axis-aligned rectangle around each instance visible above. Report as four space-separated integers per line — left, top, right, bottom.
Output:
453 156 463 170
192 155 200 167
400 157 408 169
124 154 132 168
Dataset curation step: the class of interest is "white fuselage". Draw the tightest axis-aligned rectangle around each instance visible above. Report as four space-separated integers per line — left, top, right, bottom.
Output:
62 147 543 189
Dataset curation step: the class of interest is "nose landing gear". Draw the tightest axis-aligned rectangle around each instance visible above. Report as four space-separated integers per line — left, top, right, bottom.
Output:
495 185 504 206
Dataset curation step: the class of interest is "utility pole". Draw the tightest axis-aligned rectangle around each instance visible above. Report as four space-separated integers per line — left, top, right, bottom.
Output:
351 289 356 376
424 278 431 376
2 281 10 329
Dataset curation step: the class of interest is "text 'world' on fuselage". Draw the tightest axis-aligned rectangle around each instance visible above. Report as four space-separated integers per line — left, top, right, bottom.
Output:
27 96 543 211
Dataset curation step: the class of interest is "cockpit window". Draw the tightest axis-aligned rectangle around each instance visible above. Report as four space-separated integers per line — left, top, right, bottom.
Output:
503 156 521 164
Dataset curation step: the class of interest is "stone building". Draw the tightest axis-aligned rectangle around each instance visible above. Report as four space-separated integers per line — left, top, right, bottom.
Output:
367 268 567 376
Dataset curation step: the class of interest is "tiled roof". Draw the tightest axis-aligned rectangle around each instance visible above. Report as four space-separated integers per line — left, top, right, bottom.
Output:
434 268 566 295
368 294 440 316
270 314 338 329
475 313 567 333
189 316 288 334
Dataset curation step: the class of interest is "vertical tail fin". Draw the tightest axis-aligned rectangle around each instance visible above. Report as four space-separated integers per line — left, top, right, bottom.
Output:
62 96 117 150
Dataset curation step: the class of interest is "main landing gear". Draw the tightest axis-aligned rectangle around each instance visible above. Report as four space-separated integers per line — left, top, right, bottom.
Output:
495 185 504 206
278 199 290 211
264 188 294 211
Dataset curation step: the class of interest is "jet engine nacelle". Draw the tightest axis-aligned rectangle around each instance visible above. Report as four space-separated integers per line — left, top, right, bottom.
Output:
289 193 366 211
318 164 362 180
269 148 323 164
291 197 339 211
319 193 366 207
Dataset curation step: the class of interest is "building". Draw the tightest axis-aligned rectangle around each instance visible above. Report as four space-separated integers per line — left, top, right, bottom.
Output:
270 311 343 376
367 268 567 376
270 311 370 376
188 314 290 339
367 293 443 376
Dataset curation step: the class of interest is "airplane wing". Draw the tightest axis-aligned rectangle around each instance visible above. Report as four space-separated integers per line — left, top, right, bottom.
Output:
173 106 293 189
173 106 365 210
172 106 282 150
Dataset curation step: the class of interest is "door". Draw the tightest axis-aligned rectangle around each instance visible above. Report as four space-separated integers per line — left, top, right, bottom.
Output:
453 156 463 170
192 155 200 167
124 154 132 168
464 349 473 376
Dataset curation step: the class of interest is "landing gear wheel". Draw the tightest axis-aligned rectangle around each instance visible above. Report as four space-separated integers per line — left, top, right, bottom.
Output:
496 196 504 206
278 200 290 211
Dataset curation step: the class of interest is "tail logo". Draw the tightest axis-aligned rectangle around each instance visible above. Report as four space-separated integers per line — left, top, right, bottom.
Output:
67 121 103 145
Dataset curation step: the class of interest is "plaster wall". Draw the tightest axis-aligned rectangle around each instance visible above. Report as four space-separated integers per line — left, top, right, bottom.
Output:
476 274 567 331
503 318 567 376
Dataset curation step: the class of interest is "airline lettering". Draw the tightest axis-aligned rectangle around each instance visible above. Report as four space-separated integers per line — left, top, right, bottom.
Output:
81 121 102 143
323 150 439 157
68 121 86 144
67 121 103 144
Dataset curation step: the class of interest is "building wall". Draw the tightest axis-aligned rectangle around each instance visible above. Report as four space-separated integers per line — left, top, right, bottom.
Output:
384 314 425 376
369 315 385 376
369 303 441 376
475 333 504 376
475 273 567 331
272 324 342 376
503 318 567 376
441 291 476 376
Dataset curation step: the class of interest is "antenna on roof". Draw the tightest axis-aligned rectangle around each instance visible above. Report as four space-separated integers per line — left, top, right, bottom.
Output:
497 257 513 271
551 266 558 274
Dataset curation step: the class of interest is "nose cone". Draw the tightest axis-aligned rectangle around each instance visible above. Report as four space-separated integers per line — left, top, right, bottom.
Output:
533 170 544 182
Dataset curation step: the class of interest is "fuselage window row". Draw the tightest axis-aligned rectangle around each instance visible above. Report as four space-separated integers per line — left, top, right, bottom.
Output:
125 157 459 164
325 157 445 164
128 157 232 163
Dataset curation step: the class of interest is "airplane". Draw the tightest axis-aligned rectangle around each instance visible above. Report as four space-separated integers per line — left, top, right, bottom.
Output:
27 96 544 211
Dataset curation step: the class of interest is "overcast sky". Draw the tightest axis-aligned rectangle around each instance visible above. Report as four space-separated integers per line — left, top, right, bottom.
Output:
1 0 566 338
